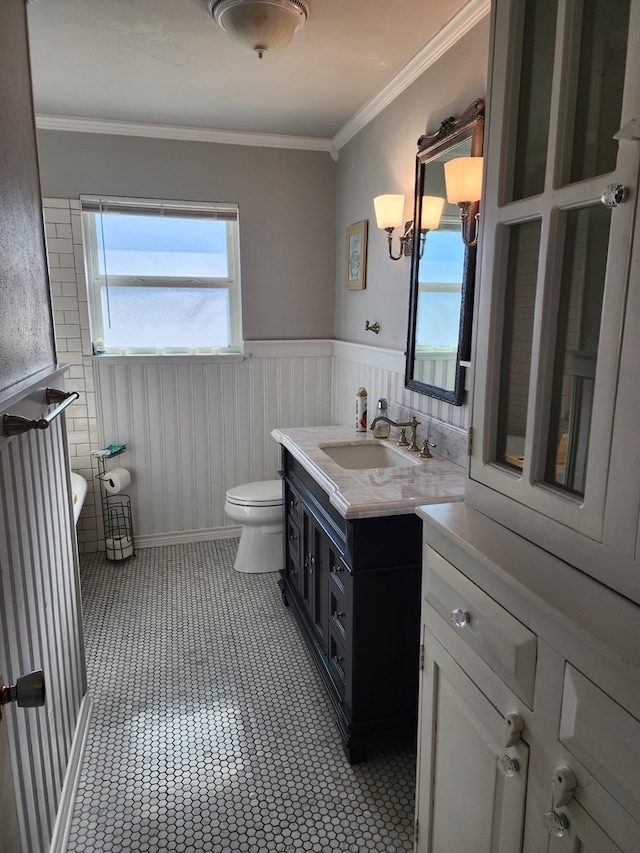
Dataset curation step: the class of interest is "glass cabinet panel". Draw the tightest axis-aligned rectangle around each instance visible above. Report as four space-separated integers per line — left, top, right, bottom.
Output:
496 220 541 468
545 205 611 495
510 0 557 200
562 0 631 185
470 0 640 564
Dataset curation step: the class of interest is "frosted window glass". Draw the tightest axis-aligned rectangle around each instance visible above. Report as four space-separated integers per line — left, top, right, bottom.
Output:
101 287 230 349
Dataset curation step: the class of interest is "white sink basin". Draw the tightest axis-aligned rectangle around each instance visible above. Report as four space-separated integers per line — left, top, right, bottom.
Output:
319 441 419 470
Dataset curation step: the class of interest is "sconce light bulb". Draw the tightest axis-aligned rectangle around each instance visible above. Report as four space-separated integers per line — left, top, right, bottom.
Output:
444 157 484 204
374 194 405 230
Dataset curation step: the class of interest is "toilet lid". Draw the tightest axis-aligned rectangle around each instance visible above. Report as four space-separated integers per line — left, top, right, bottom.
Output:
225 480 283 507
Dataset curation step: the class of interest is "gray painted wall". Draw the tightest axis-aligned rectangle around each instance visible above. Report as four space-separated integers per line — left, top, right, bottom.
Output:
36 133 336 341
34 17 490 360
0 0 56 395
335 18 491 352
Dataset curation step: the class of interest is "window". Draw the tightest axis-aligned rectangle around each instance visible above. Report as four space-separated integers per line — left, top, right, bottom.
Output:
81 196 242 354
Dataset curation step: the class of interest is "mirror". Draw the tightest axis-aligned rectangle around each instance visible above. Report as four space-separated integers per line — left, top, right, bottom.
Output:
406 100 484 405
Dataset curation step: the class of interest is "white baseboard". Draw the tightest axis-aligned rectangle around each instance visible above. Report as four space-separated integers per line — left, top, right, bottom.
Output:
134 525 241 549
49 693 93 853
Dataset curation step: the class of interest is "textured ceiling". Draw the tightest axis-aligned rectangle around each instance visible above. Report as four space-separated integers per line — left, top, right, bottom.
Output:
27 0 472 139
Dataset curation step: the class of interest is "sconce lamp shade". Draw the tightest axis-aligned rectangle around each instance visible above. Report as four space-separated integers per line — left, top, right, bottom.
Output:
444 157 484 203
374 195 405 230
420 196 445 231
209 0 309 58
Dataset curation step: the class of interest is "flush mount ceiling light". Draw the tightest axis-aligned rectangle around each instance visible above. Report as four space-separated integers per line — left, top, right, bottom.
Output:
208 0 310 59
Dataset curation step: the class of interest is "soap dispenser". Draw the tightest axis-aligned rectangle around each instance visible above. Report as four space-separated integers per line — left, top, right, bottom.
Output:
372 398 391 439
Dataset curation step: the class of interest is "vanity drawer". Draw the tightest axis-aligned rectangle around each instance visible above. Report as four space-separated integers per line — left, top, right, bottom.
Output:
329 587 350 641
328 629 347 695
424 549 537 707
285 481 303 528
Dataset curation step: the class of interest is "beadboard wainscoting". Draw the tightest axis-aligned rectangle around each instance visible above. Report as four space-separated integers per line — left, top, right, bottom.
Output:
330 341 470 430
94 342 333 548
0 373 89 853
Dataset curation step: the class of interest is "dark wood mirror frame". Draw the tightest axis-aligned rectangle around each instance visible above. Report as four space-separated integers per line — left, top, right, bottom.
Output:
405 99 484 406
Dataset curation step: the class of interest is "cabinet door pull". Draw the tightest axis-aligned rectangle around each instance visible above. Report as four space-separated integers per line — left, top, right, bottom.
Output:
333 610 345 623
543 810 569 837
552 766 577 808
331 654 344 664
497 755 520 777
331 564 344 574
503 712 524 747
451 608 471 628
289 498 298 510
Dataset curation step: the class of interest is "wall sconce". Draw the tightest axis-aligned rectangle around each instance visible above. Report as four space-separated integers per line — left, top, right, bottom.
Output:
444 156 483 247
374 194 444 261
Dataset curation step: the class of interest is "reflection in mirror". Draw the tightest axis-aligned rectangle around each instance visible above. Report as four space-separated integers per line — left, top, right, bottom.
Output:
406 100 484 406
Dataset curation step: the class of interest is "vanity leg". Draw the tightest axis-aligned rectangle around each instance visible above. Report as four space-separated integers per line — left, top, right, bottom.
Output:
344 740 367 765
277 576 289 607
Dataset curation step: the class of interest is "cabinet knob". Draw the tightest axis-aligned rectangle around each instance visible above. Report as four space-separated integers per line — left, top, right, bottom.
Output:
497 755 520 777
289 498 298 510
331 654 344 664
331 565 343 574
543 810 569 837
333 610 345 623
600 182 629 208
451 608 471 628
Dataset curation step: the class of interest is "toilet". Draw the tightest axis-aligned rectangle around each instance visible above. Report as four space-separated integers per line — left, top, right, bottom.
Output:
224 480 283 573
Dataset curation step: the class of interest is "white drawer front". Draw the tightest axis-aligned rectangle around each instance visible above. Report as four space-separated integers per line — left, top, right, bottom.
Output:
424 549 537 706
560 665 640 825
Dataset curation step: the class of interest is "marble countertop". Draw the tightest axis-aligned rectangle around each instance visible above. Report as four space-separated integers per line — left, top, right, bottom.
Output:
272 425 465 520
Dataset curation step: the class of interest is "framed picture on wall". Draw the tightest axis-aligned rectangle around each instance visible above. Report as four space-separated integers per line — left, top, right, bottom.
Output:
345 220 368 290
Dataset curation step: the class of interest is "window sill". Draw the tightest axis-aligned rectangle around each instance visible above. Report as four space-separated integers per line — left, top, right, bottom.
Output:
92 352 247 364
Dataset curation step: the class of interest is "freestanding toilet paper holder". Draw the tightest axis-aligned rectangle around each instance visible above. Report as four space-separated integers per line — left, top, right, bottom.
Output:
91 445 135 562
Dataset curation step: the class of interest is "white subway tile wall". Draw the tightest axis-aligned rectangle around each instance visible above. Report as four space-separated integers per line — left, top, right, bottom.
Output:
44 199 101 553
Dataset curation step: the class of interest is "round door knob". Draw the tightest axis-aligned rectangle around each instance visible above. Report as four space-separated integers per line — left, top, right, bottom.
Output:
451 608 471 628
0 669 46 712
600 182 629 208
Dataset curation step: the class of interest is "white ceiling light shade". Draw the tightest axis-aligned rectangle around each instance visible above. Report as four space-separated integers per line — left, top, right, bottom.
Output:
208 0 310 59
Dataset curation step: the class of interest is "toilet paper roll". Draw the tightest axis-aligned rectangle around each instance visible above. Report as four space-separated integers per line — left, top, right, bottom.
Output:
105 536 134 561
103 467 131 495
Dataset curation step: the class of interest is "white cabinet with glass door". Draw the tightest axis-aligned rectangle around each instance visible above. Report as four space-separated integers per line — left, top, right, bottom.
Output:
468 0 640 604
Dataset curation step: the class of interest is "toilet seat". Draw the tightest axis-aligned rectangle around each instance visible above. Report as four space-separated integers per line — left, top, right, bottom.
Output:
225 479 282 507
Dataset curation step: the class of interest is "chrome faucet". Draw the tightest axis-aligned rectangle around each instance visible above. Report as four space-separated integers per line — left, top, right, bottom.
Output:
369 415 421 452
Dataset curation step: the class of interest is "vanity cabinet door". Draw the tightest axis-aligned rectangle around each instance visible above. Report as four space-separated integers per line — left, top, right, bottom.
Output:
469 0 640 602
415 626 529 853
305 513 328 648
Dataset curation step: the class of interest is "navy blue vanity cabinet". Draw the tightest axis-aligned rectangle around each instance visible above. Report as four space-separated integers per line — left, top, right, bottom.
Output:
279 448 422 764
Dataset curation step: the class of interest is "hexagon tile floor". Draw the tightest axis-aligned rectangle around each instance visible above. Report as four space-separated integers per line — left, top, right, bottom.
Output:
68 538 416 852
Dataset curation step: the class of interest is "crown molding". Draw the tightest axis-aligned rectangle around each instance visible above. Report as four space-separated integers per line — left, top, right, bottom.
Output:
34 0 489 159
332 0 491 152
34 114 334 154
